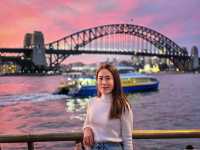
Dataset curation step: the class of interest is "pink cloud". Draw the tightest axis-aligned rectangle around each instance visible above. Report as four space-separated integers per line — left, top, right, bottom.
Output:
134 15 159 27
0 0 143 47
159 22 185 40
0 1 47 47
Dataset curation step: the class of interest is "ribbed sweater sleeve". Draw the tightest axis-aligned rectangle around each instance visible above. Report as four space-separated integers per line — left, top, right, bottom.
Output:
121 105 133 150
83 100 92 130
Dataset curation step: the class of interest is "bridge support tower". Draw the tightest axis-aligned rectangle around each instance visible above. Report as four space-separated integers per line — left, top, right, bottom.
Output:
190 46 199 71
23 31 47 73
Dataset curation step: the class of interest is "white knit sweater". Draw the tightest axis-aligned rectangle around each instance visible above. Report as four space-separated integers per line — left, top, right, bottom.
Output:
83 94 133 150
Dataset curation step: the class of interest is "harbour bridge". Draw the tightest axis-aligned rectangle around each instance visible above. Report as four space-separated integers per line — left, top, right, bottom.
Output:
0 24 199 73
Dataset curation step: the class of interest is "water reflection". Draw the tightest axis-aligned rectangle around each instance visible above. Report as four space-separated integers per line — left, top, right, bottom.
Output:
65 94 139 114
65 97 91 113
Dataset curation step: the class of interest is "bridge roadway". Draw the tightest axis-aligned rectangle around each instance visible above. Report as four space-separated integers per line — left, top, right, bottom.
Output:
0 48 191 59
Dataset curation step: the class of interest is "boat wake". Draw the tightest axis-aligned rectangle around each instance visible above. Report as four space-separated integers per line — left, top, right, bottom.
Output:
0 93 69 106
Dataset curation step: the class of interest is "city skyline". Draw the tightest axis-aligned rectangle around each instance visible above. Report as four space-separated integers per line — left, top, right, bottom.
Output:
0 0 199 64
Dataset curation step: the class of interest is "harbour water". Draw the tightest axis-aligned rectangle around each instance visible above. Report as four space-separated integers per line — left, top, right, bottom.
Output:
0 73 200 150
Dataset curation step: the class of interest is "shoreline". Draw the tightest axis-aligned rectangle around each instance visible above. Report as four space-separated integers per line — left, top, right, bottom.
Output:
0 70 199 77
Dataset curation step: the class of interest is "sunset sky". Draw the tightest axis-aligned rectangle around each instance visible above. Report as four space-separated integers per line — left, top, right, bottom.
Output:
0 0 199 64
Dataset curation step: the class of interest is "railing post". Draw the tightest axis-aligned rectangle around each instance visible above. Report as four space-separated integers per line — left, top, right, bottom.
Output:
27 142 34 150
75 140 85 150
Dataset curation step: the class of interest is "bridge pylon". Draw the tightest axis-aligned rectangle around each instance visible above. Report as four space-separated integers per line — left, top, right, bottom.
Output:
23 31 47 73
190 46 199 71
31 31 47 67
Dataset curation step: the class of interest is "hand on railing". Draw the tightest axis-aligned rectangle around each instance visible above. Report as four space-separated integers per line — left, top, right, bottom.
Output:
83 127 94 147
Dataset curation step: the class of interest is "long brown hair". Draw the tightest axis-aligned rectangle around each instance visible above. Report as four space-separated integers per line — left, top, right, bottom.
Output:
96 63 130 119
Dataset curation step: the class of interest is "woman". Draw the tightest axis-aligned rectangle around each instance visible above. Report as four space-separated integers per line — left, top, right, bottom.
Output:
83 63 133 150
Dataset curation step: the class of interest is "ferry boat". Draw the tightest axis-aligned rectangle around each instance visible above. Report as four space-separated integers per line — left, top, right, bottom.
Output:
55 66 159 97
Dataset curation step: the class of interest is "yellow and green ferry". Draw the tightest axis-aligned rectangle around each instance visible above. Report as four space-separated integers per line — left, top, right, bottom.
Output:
55 66 159 97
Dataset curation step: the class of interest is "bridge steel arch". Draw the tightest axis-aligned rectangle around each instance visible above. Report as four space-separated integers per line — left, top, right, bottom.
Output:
46 24 190 71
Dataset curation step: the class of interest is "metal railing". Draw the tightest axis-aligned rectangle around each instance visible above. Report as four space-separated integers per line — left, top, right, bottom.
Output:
0 129 200 150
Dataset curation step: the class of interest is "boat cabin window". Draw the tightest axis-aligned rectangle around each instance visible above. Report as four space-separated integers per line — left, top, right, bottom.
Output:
118 69 134 74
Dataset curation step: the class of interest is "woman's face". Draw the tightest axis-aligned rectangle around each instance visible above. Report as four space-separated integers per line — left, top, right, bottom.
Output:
97 68 114 95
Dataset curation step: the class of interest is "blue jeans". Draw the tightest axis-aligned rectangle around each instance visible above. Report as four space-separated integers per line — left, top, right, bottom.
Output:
91 142 123 150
